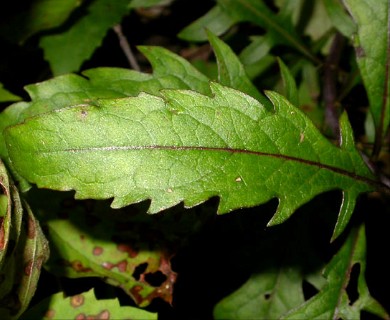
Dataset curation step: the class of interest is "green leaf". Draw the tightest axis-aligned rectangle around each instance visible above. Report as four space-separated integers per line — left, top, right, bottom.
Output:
129 0 173 8
0 160 49 319
214 267 305 319
283 225 390 319
178 5 236 42
323 0 357 37
20 289 157 320
343 0 390 154
217 0 318 63
276 57 299 106
0 46 211 190
5 83 381 237
0 0 84 43
206 31 272 108
0 84 21 103
39 0 130 75
43 206 177 307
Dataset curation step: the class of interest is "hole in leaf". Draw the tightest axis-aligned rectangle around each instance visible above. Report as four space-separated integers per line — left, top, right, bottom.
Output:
264 293 271 300
346 263 360 305
144 271 167 287
132 263 148 281
302 280 319 300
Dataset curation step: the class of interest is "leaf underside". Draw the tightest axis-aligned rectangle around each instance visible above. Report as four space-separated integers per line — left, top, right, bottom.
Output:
5 83 376 237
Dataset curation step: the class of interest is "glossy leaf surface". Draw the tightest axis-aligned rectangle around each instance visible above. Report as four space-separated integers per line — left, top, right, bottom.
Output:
5 83 380 238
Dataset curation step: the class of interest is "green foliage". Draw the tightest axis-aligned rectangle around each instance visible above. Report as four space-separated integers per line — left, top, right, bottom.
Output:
0 0 389 319
343 0 390 156
4 82 377 240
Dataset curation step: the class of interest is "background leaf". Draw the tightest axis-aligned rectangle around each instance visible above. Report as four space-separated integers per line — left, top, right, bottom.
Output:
178 5 236 42
217 0 318 63
5 83 380 238
20 289 157 320
39 0 130 75
283 225 390 319
0 160 49 319
0 0 84 43
206 31 271 108
343 0 390 156
0 84 21 103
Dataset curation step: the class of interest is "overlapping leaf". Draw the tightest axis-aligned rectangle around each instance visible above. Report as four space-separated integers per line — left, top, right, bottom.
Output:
5 82 382 238
0 160 49 319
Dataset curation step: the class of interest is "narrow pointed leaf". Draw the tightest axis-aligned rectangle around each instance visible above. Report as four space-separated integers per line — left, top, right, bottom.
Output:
343 0 390 154
217 0 318 62
178 5 236 41
5 83 382 236
206 31 271 108
20 289 157 320
323 0 356 37
283 225 390 319
277 57 299 106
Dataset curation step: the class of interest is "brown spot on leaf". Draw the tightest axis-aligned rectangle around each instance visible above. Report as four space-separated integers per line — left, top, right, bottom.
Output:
356 46 365 58
300 132 305 143
75 313 87 320
102 262 114 270
92 246 103 256
129 285 144 304
27 216 36 239
71 294 85 308
24 259 34 276
117 260 128 272
117 243 138 258
71 260 92 273
102 260 128 272
0 217 5 250
45 309 55 319
97 310 110 319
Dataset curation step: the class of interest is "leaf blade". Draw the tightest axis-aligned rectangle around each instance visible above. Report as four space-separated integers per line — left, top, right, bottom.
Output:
5 83 379 236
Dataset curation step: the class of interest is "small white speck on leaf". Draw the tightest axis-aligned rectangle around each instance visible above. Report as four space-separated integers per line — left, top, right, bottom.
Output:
300 133 305 143
235 177 242 182
167 188 173 193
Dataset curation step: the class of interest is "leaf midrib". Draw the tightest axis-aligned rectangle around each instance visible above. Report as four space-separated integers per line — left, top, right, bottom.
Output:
37 144 379 187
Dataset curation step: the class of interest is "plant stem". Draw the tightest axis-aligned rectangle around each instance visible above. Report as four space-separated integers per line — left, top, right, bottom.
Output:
113 24 141 71
323 32 344 142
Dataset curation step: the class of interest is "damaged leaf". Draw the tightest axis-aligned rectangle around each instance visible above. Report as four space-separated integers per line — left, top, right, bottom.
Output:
20 289 157 320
